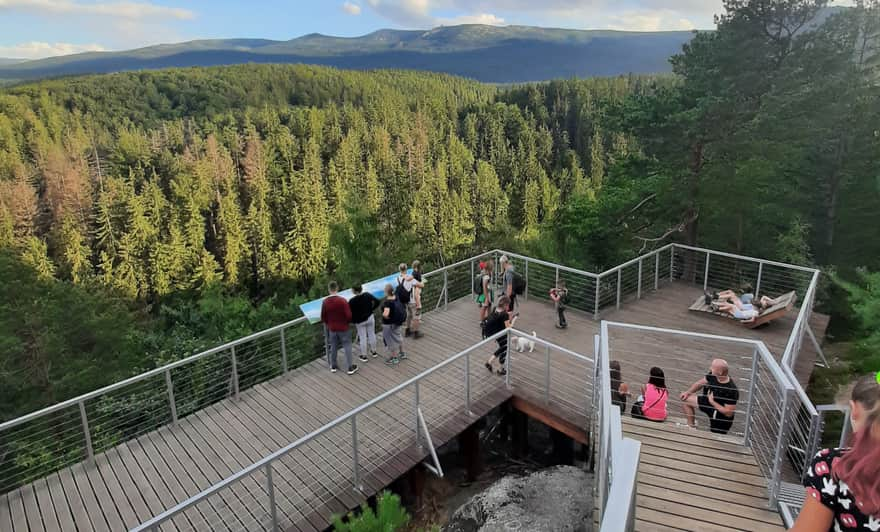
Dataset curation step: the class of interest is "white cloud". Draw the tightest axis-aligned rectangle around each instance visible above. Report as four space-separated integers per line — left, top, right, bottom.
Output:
342 1 361 15
438 12 505 25
0 41 106 59
0 0 194 20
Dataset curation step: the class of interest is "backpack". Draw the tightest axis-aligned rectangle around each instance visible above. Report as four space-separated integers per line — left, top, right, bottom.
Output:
395 276 412 305
391 300 407 325
512 271 526 295
474 272 486 295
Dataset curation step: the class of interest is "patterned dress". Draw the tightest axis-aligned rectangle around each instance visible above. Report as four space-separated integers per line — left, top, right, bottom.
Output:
804 448 880 531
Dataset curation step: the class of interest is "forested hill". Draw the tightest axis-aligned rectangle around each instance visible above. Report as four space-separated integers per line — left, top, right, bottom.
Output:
0 25 694 83
1 1 878 424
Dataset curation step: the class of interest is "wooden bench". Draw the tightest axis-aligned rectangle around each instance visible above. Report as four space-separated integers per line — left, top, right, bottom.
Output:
689 291 797 329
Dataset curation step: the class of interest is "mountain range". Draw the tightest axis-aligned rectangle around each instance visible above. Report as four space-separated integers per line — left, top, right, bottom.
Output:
0 25 696 83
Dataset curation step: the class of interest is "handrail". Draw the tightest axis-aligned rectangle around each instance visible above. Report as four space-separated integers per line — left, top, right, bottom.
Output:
671 243 820 274
781 269 820 369
596 243 674 277
131 328 511 531
494 249 599 278
599 438 641 532
0 315 309 432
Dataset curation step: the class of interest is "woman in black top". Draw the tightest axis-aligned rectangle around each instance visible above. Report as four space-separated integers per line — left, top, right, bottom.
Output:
791 375 880 532
610 360 631 414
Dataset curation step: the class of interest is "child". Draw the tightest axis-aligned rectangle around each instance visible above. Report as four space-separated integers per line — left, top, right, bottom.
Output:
549 280 569 329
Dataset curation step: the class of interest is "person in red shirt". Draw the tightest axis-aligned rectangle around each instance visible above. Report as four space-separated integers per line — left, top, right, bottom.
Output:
320 281 357 375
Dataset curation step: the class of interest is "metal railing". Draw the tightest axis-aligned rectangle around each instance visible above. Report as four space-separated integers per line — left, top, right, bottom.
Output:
595 325 642 531
0 244 821 497
130 330 595 531
599 321 803 510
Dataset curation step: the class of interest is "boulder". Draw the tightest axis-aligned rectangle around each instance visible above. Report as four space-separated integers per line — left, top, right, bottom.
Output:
444 465 593 532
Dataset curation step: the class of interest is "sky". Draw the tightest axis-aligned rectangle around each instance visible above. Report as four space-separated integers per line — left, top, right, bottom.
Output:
0 0 853 60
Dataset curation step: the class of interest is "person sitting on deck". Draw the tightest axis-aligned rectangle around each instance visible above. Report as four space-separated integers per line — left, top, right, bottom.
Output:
791 374 880 532
680 359 739 434
714 300 761 323
631 367 668 422
610 360 631 414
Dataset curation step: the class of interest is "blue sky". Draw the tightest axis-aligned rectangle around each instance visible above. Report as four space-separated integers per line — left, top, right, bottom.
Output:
0 0 850 60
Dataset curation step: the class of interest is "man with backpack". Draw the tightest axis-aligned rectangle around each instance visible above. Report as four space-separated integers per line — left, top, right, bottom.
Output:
499 255 525 313
382 283 408 365
396 262 425 339
349 283 380 360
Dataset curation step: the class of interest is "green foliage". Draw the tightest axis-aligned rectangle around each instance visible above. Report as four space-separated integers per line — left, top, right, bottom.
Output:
837 270 880 374
332 491 410 532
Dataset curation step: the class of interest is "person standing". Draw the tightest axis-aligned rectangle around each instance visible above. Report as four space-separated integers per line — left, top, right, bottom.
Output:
410 260 425 339
382 283 407 365
349 283 380 361
396 263 424 339
483 296 517 376
549 280 569 329
476 261 494 324
499 255 517 313
320 281 358 375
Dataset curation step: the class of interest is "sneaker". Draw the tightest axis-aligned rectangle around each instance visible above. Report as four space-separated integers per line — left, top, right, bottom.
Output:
347 365 359 375
385 356 399 366
330 365 339 373
485 362 493 373
405 328 412 337
555 323 565 329
496 368 507 376
358 354 369 363
413 330 423 339
704 293 712 306
399 351 408 360
371 351 379 358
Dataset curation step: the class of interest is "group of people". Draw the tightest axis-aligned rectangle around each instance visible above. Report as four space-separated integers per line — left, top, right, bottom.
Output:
706 285 783 323
320 261 425 375
610 358 740 434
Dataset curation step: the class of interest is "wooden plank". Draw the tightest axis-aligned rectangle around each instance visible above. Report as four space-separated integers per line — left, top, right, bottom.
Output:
92 451 143 528
109 444 165 519
6 489 28 532
32 477 61 532
639 472 771 511
635 517 689 532
625 427 760 466
637 453 766 488
637 484 782 525
621 422 751 456
637 495 783 531
636 443 763 477
0 492 16 532
638 462 768 499
68 462 117 532
510 396 589 444
636 506 746 532
20 482 45 531
44 473 77 532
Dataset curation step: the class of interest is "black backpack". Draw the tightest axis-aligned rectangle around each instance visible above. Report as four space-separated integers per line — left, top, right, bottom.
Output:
474 272 486 295
391 300 407 325
512 271 526 295
395 276 412 305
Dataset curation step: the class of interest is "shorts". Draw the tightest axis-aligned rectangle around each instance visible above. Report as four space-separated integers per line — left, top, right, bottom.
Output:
697 395 734 434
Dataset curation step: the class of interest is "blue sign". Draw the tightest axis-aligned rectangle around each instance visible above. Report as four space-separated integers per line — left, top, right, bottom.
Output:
299 270 412 324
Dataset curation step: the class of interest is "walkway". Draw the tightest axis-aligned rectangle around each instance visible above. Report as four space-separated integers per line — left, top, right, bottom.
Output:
0 282 827 531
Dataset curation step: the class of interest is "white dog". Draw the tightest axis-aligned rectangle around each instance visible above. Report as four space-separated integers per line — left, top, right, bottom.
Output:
512 331 537 353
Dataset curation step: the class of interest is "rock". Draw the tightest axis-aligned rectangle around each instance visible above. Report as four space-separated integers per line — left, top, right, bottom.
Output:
444 465 593 532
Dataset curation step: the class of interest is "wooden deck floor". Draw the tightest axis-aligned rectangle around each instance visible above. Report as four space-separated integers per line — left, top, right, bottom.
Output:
0 281 825 531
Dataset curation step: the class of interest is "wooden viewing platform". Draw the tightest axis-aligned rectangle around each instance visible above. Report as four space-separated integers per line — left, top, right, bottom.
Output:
0 281 827 531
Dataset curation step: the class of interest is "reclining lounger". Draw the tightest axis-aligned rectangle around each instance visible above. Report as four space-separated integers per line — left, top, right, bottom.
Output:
688 290 797 329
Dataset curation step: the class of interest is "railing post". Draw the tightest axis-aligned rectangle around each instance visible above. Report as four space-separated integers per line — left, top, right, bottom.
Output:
802 413 822 480
78 400 94 461
637 259 643 300
231 345 240 399
703 251 711 291
505 330 511 388
544 345 551 405
555 266 560 287
470 259 475 299
756 261 764 296
266 463 279 532
840 409 852 447
616 269 622 310
465 352 472 415
280 328 288 374
669 245 675 282
414 381 421 448
770 389 792 508
165 369 178 424
654 251 660 290
593 276 601 319
441 270 447 311
743 347 759 447
351 415 361 492
524 259 529 301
